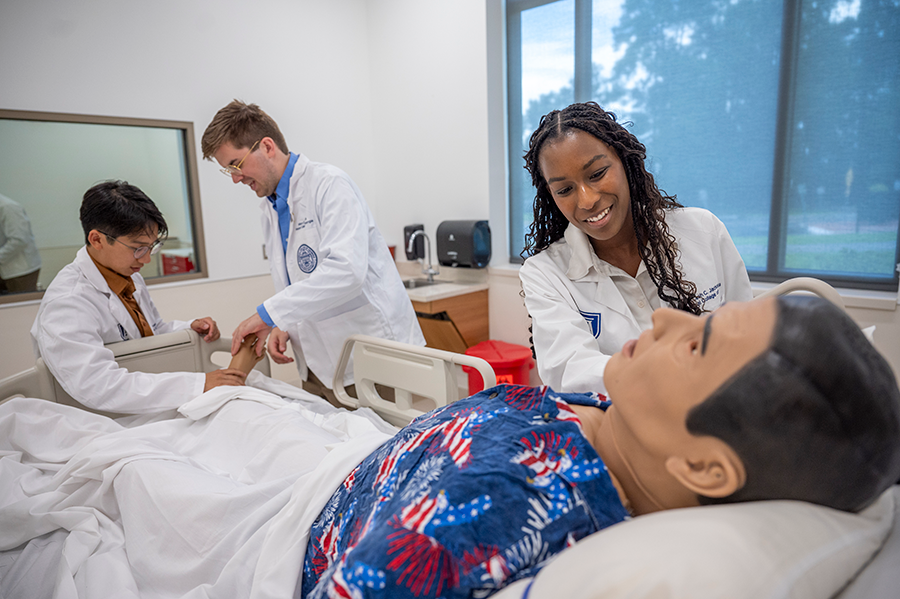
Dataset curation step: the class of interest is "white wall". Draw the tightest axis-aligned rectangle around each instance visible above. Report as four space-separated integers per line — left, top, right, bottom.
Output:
364 0 491 249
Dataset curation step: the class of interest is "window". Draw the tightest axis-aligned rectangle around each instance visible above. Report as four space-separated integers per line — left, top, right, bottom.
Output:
507 0 900 291
0 110 207 305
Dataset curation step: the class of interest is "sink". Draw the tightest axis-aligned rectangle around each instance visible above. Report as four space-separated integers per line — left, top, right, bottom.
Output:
403 278 444 289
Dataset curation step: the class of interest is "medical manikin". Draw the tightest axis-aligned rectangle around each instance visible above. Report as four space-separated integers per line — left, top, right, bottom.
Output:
300 295 900 598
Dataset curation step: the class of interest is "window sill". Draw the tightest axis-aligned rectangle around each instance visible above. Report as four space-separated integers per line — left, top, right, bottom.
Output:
752 282 898 312
487 263 522 279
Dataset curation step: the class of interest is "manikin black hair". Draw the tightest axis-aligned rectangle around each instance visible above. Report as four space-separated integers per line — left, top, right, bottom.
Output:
688 295 900 512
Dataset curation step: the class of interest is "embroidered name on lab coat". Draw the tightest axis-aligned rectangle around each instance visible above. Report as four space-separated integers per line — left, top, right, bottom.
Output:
297 244 318 273
294 218 315 231
697 282 722 307
579 310 601 338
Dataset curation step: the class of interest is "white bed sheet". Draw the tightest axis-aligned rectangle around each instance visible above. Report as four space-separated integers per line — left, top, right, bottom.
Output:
0 372 397 599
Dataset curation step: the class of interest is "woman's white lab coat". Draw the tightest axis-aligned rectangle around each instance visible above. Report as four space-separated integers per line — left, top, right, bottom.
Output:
258 154 425 388
30 246 202 413
520 207 753 395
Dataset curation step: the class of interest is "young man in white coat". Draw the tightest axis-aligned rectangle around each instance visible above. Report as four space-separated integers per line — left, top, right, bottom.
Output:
202 100 425 405
31 181 247 414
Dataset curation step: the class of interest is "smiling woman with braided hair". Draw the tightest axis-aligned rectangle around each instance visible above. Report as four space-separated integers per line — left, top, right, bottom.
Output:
519 102 752 395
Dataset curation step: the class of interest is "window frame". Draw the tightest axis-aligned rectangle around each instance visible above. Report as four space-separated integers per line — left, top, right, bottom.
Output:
0 109 209 306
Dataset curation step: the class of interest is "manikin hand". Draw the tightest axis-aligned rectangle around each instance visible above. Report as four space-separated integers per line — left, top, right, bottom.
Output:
191 317 221 342
267 327 294 364
231 312 272 357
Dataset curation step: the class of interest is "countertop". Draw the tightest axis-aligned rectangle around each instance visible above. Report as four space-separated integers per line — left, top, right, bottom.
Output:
403 279 489 303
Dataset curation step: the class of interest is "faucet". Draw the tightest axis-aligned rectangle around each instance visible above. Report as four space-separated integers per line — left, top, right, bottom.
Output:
406 230 439 282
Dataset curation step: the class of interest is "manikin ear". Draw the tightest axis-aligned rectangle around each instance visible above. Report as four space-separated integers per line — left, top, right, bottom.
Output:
664 443 746 499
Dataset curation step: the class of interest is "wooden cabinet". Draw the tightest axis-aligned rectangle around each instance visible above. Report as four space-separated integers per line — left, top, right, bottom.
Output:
412 289 489 354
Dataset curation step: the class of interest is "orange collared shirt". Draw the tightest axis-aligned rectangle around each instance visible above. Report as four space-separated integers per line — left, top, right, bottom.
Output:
89 253 154 338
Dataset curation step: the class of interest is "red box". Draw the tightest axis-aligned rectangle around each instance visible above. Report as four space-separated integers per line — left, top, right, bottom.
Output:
162 252 195 275
462 340 534 395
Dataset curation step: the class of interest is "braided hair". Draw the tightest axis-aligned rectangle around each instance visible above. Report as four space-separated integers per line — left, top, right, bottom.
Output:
522 102 702 314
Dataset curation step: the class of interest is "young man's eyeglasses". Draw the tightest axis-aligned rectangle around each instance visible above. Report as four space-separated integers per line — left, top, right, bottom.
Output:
220 139 261 177
99 232 163 260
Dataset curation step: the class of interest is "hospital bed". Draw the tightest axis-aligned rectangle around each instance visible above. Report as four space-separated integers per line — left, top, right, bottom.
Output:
0 278 897 599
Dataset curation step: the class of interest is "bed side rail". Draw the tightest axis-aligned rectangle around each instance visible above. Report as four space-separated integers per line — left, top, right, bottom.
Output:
0 329 270 410
333 335 496 428
0 367 55 407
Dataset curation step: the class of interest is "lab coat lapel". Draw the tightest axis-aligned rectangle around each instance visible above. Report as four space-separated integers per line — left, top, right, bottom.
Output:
260 197 290 291
592 272 634 321
74 247 142 342
562 225 643 329
106 293 141 341
565 223 637 326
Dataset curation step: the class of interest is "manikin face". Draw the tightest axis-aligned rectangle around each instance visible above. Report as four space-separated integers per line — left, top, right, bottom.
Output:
89 225 159 278
213 139 282 198
538 129 635 255
604 298 778 459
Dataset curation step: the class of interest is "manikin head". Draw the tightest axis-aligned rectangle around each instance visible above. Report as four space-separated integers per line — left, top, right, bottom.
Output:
201 100 290 198
80 181 167 278
602 295 900 515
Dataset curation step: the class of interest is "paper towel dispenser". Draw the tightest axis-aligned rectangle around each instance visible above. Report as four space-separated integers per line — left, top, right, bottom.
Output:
436 220 491 268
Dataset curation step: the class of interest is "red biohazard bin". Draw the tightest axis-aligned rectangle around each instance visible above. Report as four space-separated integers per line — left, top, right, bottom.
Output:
462 340 535 395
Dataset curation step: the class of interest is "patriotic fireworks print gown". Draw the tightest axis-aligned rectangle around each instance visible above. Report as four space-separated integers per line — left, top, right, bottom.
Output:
301 385 629 599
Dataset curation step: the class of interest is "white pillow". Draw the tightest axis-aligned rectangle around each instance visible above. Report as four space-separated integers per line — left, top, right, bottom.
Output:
492 488 896 599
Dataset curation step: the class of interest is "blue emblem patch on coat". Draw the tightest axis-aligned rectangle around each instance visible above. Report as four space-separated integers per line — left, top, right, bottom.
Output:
297 244 318 273
579 311 601 338
117 323 130 341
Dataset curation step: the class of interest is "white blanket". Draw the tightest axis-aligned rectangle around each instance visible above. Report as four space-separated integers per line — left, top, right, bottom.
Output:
0 373 397 599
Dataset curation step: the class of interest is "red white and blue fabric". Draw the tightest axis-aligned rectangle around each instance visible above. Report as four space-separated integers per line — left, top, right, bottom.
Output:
302 384 629 598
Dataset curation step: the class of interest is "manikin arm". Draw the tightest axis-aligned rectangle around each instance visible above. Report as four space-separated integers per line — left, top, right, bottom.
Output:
228 333 266 375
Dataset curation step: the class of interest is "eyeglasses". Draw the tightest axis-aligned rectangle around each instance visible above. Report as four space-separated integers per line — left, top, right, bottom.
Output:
220 139 260 177
99 232 163 260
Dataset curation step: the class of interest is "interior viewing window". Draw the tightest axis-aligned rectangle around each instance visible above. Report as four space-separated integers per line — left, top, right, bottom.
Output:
0 110 207 305
507 0 900 291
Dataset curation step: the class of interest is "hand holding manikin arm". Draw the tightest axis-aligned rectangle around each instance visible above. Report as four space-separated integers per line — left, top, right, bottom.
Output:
231 312 272 357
